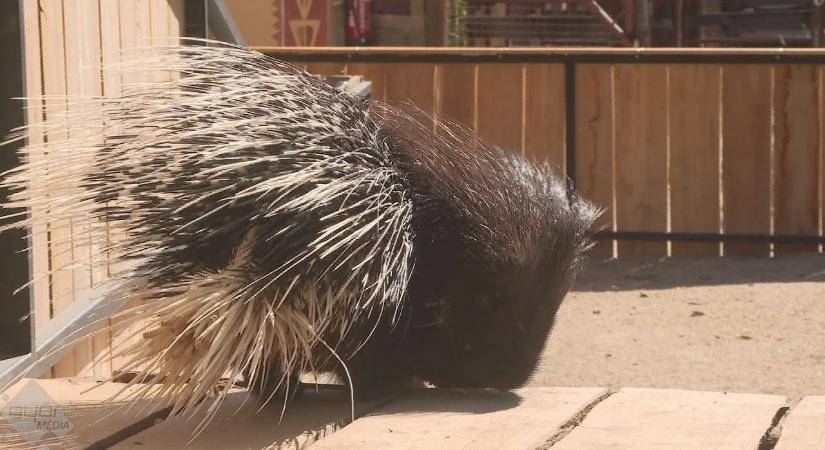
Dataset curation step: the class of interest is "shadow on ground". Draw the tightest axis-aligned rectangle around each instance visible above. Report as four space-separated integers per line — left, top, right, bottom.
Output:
574 253 825 292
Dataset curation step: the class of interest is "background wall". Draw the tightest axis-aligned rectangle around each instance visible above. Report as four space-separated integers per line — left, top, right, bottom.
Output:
275 51 825 260
0 0 30 361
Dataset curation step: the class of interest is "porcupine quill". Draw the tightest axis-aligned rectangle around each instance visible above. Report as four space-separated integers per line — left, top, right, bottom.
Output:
0 43 599 446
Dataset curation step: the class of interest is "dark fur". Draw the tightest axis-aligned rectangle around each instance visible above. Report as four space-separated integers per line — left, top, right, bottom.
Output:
315 103 599 396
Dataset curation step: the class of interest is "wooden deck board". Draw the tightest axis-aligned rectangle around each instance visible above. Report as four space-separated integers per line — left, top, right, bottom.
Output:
311 387 606 450
111 386 380 450
552 387 786 450
774 396 825 450
0 378 168 449
1 381 800 449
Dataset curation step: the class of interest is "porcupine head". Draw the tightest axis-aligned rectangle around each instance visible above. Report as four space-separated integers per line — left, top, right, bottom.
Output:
0 43 600 436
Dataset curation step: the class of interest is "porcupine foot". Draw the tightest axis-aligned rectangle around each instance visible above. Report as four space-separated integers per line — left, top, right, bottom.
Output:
333 335 422 401
248 370 304 405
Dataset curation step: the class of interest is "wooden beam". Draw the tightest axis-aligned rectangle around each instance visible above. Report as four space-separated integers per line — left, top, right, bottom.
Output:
775 396 825 449
109 386 385 450
553 388 786 449
312 387 607 450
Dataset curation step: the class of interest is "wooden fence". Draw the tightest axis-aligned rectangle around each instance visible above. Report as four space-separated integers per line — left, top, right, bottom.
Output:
17 16 825 379
21 0 186 379
257 47 825 260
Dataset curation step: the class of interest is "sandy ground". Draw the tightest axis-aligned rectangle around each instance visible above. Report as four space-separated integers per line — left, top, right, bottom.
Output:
530 253 825 404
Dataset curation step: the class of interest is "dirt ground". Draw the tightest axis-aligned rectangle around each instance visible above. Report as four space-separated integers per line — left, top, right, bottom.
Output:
530 253 825 404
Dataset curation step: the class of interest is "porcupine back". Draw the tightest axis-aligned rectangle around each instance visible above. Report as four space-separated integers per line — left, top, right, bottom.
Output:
0 43 600 447
0 44 414 422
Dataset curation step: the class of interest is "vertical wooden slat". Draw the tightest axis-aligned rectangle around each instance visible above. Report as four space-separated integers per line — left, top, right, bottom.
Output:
385 63 436 124
63 0 103 377
821 66 825 254
436 63 475 129
101 1 123 98
476 63 523 153
722 65 772 256
107 0 154 374
523 63 565 171
150 0 171 47
613 64 668 257
96 0 124 381
168 0 185 43
575 64 614 257
117 0 152 62
773 64 820 254
304 62 346 76
40 0 75 377
347 63 387 102
669 64 721 256
21 0 50 352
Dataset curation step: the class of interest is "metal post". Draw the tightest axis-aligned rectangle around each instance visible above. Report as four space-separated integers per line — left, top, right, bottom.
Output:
185 0 208 41
675 0 684 47
564 61 576 192
206 0 246 46
634 0 651 46
812 0 823 47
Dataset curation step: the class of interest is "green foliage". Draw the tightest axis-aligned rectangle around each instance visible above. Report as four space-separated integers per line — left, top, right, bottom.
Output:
447 0 467 46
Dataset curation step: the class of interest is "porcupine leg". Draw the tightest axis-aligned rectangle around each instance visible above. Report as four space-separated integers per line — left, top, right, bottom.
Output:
248 368 303 403
333 329 421 400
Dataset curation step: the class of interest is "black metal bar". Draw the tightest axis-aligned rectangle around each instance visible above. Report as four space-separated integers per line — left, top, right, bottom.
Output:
84 406 173 450
564 61 576 190
257 50 825 65
1 0 31 358
184 0 208 41
595 231 825 244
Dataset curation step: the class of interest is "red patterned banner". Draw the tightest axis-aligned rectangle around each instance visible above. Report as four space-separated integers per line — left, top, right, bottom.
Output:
283 0 328 46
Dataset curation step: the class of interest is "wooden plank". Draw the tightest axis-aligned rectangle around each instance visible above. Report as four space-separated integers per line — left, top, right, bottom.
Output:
722 65 772 256
255 46 825 58
21 0 51 347
0 378 169 449
774 396 825 450
669 64 721 256
613 64 668 257
575 64 614 257
40 0 75 378
312 387 607 450
63 0 103 378
553 388 786 450
108 0 154 375
435 63 475 129
124 0 152 50
149 0 171 47
476 63 523 153
95 0 124 381
111 386 380 450
773 65 820 254
523 63 565 172
304 62 346 76
385 63 436 113
346 63 388 102
168 0 185 44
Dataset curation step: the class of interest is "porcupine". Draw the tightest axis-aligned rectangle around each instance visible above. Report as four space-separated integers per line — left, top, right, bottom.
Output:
0 44 599 419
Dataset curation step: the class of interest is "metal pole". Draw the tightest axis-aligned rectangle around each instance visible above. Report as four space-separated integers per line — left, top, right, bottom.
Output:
812 0 824 47
675 0 684 47
634 0 651 46
564 61 576 192
207 0 246 46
